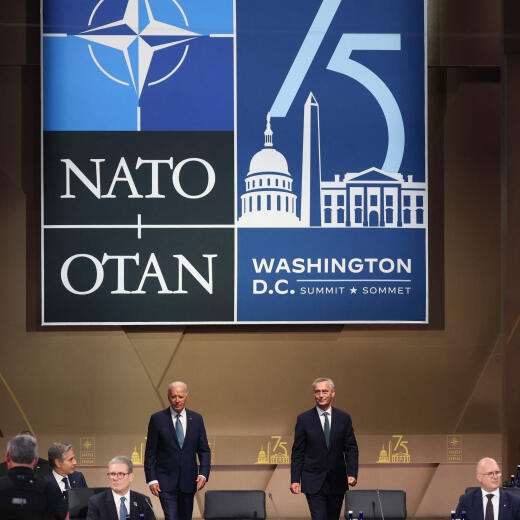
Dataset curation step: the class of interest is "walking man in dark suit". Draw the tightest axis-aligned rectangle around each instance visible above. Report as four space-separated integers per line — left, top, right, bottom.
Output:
44 442 87 498
456 457 520 520
87 456 155 520
144 381 211 520
290 377 359 520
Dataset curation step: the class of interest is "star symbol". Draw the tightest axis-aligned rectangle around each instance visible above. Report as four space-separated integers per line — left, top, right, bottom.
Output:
350 287 357 294
77 0 199 98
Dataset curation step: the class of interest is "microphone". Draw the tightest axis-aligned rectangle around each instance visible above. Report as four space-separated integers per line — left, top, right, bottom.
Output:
376 489 385 520
145 496 157 519
268 492 281 520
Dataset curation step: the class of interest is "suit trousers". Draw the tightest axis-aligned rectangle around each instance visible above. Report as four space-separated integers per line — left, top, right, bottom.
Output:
305 478 344 520
159 490 195 520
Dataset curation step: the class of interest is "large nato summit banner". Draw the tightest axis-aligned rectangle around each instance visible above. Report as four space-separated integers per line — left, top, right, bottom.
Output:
42 0 427 324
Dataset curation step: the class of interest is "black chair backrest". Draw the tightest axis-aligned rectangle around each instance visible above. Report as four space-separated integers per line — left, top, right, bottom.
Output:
465 487 480 494
345 490 406 520
204 490 266 520
67 487 108 519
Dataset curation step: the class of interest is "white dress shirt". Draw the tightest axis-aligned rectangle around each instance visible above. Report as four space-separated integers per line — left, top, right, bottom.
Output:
52 470 69 492
316 406 332 429
481 487 500 520
112 489 131 519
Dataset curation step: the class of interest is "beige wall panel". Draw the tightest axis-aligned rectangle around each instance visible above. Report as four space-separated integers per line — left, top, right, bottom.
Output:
355 464 436 517
414 463 480 517
126 332 185 395
264 465 309 518
455 339 502 433
155 332 497 435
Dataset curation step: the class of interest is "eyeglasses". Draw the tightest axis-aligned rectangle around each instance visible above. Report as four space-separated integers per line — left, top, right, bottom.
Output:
106 472 129 479
481 471 502 477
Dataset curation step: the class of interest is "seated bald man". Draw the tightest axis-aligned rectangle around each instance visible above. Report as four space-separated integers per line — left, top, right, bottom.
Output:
456 457 520 520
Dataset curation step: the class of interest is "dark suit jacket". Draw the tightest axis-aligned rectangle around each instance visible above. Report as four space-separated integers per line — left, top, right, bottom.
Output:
44 470 88 494
87 488 155 520
290 407 359 495
0 458 52 478
144 407 211 494
456 488 520 520
0 466 67 520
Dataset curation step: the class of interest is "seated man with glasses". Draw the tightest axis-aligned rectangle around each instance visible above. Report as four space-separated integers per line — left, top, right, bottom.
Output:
87 456 155 520
456 457 520 520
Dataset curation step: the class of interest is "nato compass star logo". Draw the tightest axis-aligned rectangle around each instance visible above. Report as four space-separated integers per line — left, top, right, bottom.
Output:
79 0 199 105
43 0 234 131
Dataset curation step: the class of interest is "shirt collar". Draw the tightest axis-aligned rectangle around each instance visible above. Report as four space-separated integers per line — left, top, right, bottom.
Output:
112 489 131 506
170 406 186 418
481 488 500 499
53 470 68 484
316 405 332 415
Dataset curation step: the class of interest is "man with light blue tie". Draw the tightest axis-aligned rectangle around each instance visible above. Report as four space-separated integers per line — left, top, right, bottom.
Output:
87 456 155 520
290 378 359 520
144 381 211 520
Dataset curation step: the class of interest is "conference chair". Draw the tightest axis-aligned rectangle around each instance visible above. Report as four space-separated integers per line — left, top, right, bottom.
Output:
345 490 407 520
67 487 108 519
204 490 266 520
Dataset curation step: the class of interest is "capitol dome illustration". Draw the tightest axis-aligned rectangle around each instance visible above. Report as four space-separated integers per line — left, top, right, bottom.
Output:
238 113 301 227
238 93 426 229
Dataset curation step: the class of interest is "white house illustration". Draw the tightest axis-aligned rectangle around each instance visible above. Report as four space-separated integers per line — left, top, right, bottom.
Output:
238 93 426 229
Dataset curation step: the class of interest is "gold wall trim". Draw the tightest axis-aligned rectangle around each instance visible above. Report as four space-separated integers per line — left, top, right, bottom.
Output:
506 314 520 344
0 371 34 434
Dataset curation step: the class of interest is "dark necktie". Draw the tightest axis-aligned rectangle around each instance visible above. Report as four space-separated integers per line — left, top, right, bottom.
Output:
323 412 330 447
120 496 128 520
485 494 494 520
176 413 185 448
62 477 71 490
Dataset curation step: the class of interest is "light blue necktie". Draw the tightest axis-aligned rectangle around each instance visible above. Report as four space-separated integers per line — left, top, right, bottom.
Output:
120 496 128 520
323 412 330 448
176 413 185 448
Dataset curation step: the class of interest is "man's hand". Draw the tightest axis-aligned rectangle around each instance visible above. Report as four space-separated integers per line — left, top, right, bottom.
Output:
149 483 161 497
348 476 357 487
290 483 301 494
196 476 207 491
